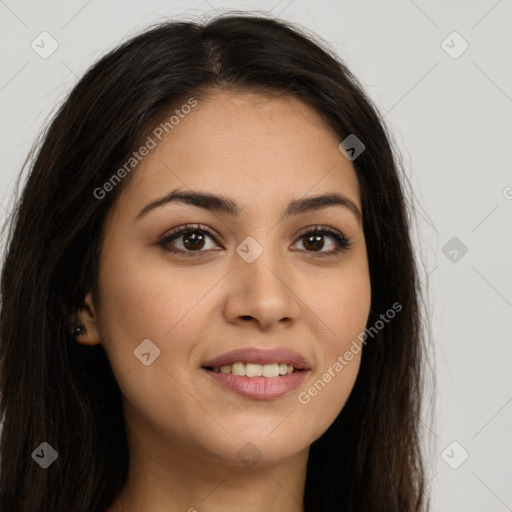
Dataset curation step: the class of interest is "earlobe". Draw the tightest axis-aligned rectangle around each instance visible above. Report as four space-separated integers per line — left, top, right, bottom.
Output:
71 292 102 346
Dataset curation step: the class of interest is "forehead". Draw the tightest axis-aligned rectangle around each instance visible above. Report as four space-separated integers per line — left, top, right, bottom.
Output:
119 90 361 217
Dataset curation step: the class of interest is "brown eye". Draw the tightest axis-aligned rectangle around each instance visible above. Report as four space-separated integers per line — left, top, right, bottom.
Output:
158 224 220 256
292 226 351 256
302 233 327 252
181 231 207 251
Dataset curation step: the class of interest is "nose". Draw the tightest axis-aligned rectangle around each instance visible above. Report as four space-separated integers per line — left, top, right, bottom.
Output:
223 243 300 331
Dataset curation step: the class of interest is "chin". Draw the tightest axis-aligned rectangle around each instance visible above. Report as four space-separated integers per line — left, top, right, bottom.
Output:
196 426 311 468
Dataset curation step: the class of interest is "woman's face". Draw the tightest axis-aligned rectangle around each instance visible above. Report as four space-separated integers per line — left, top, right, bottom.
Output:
85 90 371 467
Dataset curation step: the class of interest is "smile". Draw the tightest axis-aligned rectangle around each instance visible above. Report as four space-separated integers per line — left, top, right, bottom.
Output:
207 362 297 377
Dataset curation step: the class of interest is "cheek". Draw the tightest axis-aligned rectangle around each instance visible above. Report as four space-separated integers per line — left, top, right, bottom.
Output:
302 253 371 347
98 243 221 339
294 259 370 435
295 352 361 446
294 287 367 442
95 244 240 427
94 250 223 445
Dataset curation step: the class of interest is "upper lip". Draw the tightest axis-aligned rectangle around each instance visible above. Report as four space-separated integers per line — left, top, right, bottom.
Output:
202 347 312 370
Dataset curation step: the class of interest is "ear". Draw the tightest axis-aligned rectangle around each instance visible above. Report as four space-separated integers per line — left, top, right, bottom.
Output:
70 291 102 346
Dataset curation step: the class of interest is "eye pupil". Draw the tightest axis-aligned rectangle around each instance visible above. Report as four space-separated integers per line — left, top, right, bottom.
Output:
183 232 205 250
304 234 324 252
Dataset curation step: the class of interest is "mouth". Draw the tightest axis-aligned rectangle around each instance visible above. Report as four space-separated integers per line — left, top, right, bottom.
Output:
203 362 303 376
201 347 312 400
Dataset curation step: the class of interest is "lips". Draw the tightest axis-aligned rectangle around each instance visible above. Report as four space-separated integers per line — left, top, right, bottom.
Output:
201 347 312 400
204 369 309 400
201 347 312 371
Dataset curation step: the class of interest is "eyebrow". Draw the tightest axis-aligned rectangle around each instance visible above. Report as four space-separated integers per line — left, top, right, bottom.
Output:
136 189 362 224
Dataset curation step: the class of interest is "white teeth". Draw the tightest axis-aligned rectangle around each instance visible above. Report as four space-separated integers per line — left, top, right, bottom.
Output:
262 363 279 377
210 362 299 377
231 362 245 376
245 363 262 377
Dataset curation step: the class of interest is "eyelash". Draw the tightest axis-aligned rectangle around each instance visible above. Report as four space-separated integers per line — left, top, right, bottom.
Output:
157 223 352 258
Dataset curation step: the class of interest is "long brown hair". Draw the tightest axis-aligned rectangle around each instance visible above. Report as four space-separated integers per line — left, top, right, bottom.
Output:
0 13 433 511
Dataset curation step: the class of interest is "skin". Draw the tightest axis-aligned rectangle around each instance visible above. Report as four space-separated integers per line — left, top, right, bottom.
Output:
75 90 371 512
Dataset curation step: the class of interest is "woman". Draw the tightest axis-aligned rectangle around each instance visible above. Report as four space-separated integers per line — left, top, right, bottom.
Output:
0 13 431 512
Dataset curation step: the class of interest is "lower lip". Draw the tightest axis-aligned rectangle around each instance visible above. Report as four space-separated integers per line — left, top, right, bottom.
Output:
202 368 309 400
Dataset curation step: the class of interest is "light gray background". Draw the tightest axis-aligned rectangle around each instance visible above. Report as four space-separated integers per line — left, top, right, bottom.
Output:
0 1 511 510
